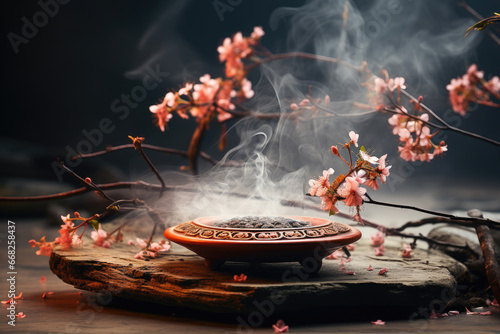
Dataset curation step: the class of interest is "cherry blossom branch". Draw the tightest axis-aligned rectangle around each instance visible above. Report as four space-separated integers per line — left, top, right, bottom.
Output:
129 136 166 196
280 199 479 256
401 89 500 147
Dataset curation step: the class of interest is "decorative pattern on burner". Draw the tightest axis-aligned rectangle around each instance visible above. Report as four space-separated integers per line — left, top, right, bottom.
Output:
172 220 351 240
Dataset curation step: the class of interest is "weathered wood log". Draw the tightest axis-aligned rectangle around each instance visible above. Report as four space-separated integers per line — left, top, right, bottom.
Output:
49 236 471 319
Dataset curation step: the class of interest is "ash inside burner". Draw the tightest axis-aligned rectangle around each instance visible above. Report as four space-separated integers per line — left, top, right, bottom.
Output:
213 216 312 229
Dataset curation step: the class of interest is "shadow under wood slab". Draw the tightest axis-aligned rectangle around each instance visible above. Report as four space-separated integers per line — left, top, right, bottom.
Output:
49 238 470 319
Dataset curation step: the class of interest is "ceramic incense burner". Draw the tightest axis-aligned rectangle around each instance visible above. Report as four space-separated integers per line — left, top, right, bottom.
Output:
164 216 361 272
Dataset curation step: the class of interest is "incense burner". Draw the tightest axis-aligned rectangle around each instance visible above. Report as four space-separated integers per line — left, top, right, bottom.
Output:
164 216 361 272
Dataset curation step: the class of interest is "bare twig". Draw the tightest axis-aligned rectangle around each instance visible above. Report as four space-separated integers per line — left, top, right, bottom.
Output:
396 216 500 231
59 161 115 203
72 143 221 166
458 2 500 46
0 181 166 202
363 193 498 226
129 136 166 197
469 209 500 302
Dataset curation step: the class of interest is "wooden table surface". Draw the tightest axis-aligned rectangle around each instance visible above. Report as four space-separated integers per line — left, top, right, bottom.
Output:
1 219 499 334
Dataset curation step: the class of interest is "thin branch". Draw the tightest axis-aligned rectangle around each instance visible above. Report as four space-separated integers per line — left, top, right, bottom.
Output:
458 2 500 46
279 199 479 256
363 193 498 226
0 181 166 202
72 143 221 167
395 216 500 231
129 136 166 197
59 161 115 203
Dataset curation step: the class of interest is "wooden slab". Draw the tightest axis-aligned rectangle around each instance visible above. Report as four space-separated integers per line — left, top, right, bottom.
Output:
49 235 469 319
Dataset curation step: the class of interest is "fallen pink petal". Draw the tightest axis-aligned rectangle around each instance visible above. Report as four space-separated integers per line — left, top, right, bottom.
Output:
40 276 46 283
448 310 460 316
367 265 373 271
379 268 388 275
233 274 247 282
430 310 438 319
345 270 356 275
15 312 26 318
371 319 385 325
1 298 15 305
272 320 289 333
480 311 492 316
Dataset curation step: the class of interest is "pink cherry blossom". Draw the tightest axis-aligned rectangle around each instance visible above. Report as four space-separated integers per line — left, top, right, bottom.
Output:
136 238 148 248
376 154 391 183
36 244 53 256
60 214 74 229
272 320 289 333
353 170 367 184
250 26 265 40
370 231 385 247
349 131 359 147
387 77 406 92
488 76 500 91
134 251 145 260
91 228 111 248
402 244 413 258
308 168 334 197
374 245 385 256
321 195 339 213
359 151 379 164
338 177 366 207
239 78 254 99
149 240 171 253
467 64 484 80
374 77 387 93
178 83 193 96
325 249 344 260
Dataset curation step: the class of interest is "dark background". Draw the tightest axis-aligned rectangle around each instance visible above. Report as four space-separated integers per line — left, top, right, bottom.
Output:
1 0 499 200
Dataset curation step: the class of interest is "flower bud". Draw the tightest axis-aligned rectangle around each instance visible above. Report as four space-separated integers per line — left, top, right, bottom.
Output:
331 145 339 156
